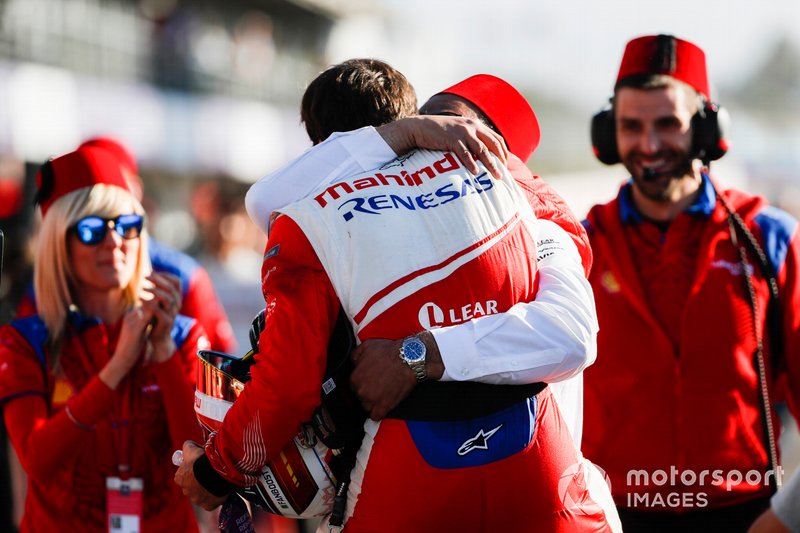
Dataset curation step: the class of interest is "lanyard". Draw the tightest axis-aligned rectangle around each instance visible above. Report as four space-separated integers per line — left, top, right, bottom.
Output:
112 377 133 478
70 324 135 478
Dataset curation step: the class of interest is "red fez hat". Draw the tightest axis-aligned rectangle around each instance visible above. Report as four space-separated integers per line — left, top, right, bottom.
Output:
35 146 132 217
616 34 710 100
438 74 540 163
79 136 138 175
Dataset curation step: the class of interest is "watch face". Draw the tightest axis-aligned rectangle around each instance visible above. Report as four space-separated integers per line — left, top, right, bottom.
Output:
403 338 425 362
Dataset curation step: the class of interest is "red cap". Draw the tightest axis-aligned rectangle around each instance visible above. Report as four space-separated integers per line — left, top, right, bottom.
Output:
79 136 138 175
616 35 710 100
35 146 132 217
438 74 540 163
0 179 23 219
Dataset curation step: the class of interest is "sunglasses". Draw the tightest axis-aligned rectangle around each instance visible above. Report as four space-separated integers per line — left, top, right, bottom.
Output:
72 214 144 245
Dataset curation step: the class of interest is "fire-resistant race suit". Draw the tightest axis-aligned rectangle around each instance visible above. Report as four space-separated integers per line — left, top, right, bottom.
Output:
0 311 206 532
207 149 614 532
244 126 597 445
583 174 800 510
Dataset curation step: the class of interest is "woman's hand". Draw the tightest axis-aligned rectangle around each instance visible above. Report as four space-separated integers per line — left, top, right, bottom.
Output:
100 306 152 389
141 272 182 363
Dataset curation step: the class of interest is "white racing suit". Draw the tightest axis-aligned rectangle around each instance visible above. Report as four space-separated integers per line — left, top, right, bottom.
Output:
208 149 614 532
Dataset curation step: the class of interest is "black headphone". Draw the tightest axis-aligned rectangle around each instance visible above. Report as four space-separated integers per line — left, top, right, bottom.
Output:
590 99 729 166
590 35 730 166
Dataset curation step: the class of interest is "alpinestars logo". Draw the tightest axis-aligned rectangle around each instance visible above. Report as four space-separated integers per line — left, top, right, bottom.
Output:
457 424 503 456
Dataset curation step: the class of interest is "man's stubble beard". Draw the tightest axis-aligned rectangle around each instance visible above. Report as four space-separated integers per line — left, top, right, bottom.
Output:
626 153 696 203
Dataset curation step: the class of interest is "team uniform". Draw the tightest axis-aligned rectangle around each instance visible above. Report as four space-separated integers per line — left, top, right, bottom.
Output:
0 311 206 532
245 126 599 444
210 149 613 531
582 174 800 511
15 239 236 354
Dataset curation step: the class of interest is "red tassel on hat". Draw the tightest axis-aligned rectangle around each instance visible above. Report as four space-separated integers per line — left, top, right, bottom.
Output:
438 74 540 163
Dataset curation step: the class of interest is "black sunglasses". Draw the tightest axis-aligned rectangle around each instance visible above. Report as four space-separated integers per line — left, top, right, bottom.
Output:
71 214 144 245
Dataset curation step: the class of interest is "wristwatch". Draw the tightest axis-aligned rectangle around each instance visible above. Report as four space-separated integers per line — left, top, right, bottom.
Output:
400 335 427 382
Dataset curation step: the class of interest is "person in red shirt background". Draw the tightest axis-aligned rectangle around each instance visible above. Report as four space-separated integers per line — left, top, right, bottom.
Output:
582 34 800 532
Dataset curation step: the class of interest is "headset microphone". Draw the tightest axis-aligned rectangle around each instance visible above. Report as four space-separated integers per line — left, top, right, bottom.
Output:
591 35 729 167
642 167 657 181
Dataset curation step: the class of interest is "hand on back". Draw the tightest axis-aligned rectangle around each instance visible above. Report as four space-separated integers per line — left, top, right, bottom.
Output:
377 115 509 179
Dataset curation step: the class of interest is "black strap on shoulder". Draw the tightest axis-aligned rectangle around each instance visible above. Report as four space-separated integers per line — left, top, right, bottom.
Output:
717 191 783 491
719 196 784 369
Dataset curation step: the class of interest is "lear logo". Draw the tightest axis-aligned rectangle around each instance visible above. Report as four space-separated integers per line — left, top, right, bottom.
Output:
418 300 498 328
601 271 620 294
418 302 445 328
457 424 503 456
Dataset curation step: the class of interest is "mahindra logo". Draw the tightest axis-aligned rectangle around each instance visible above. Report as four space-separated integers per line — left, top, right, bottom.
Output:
314 152 461 208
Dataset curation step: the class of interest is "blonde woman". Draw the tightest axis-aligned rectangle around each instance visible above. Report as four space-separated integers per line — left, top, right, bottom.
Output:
0 147 206 532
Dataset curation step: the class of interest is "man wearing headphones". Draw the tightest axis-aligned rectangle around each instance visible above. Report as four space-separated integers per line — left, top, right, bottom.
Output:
583 34 800 532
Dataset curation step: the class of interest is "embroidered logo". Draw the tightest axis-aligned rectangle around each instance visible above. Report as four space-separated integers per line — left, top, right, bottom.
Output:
264 244 280 260
601 271 620 294
418 300 498 328
710 259 754 277
457 424 503 456
536 237 564 261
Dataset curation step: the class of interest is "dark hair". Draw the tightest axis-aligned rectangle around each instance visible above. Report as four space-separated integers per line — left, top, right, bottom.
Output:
301 59 417 144
613 73 702 113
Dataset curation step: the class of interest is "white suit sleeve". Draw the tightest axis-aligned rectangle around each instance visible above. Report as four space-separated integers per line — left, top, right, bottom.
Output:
433 219 598 384
245 127 396 234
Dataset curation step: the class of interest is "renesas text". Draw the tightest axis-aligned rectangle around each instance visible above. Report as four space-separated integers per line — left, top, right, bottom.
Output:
311 153 495 221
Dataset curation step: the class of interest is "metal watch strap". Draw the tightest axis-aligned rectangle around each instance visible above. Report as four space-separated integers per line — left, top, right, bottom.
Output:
407 358 427 382
400 336 428 382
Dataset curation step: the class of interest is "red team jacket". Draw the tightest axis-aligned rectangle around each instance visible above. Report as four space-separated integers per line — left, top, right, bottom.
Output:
582 175 800 509
506 156 592 276
0 312 206 532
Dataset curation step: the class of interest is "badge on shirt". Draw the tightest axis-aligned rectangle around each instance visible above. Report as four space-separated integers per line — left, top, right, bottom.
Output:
106 476 143 533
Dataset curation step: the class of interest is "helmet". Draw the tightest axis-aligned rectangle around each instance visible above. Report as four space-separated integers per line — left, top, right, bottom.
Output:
195 350 338 518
